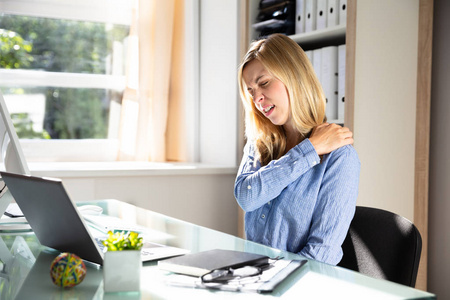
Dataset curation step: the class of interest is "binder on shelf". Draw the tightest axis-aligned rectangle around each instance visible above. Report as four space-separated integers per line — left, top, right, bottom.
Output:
316 0 327 30
339 0 347 25
259 0 285 9
327 0 339 27
304 0 316 32
321 46 338 120
254 1 296 37
256 1 295 23
252 19 285 31
338 45 346 121
295 0 305 34
312 48 322 83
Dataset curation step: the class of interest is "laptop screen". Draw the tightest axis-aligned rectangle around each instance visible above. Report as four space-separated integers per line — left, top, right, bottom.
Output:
0 172 104 265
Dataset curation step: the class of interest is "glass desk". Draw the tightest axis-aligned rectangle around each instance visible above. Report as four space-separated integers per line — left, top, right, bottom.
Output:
0 200 436 299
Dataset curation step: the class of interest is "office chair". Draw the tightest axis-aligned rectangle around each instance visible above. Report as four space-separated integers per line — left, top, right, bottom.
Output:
338 206 422 287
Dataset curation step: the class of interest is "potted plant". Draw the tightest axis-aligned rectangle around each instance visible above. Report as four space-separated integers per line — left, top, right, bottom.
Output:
102 231 143 293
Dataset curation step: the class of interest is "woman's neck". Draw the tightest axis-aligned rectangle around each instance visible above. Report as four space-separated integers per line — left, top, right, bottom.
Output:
283 124 302 153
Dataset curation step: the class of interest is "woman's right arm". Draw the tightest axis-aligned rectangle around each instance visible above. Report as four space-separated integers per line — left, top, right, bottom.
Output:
235 123 354 213
234 139 320 212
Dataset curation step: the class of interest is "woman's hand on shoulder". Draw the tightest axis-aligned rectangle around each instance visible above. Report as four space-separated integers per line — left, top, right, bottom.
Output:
309 123 353 155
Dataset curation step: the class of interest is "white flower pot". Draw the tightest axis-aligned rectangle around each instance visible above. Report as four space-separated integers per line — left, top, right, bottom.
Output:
103 250 141 293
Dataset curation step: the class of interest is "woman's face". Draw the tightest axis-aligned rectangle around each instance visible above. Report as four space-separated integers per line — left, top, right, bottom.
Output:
242 59 291 127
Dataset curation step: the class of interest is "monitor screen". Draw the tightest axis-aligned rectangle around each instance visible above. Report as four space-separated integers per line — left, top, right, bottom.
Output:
0 90 30 227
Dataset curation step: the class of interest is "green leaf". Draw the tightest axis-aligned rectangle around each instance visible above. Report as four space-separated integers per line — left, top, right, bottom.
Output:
101 231 143 251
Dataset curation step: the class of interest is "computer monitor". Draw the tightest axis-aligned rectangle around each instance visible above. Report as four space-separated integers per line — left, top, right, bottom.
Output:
0 90 31 228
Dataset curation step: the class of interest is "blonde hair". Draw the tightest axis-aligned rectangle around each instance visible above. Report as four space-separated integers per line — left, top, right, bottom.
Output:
238 33 326 166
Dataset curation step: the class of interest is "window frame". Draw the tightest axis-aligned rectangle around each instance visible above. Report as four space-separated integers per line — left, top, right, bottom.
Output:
1 0 131 162
0 69 126 90
1 0 132 25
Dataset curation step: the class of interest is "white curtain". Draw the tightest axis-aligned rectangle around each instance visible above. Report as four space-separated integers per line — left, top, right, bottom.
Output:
117 0 186 162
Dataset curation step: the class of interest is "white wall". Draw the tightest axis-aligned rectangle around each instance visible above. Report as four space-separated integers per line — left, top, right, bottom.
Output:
353 0 419 222
428 0 450 297
199 0 239 166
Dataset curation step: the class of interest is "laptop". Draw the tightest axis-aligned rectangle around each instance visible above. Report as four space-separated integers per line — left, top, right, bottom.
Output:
0 171 189 265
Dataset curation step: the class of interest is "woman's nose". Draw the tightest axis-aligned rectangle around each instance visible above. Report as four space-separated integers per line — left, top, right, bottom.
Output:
254 91 263 103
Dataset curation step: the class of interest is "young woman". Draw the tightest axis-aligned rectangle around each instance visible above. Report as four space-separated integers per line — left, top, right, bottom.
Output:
235 34 360 265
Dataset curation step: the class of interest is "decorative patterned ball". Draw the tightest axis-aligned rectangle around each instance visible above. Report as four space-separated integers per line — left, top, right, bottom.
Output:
50 252 87 288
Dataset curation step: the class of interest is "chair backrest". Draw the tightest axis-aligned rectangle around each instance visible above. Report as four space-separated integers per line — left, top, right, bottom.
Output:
338 206 422 287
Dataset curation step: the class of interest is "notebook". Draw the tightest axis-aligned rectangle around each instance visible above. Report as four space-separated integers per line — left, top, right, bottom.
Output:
158 249 270 277
164 259 308 294
0 171 189 265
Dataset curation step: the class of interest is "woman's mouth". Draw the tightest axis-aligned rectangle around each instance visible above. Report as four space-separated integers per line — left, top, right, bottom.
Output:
263 105 275 115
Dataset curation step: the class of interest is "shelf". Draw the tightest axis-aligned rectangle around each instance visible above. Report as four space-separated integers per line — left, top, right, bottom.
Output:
252 19 285 30
328 119 345 125
288 24 346 49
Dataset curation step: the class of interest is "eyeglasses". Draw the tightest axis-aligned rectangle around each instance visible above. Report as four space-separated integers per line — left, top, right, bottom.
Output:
201 265 263 284
200 256 284 287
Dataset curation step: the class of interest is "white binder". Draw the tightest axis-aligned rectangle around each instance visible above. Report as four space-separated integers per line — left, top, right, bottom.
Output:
327 0 339 27
339 0 347 25
338 45 346 121
316 0 327 30
321 46 338 120
305 50 313 64
312 48 322 83
305 0 317 32
295 0 306 34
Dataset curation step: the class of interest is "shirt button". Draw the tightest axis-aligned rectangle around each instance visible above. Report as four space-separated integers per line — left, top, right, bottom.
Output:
261 214 265 219
247 185 252 190
268 201 271 205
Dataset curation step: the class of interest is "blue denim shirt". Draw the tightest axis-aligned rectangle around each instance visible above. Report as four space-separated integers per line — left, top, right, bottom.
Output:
234 139 360 265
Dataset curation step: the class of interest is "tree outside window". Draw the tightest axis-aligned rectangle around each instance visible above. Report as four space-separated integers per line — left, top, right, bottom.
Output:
0 15 129 140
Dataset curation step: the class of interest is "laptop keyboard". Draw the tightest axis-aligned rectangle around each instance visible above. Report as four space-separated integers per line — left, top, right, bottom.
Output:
83 214 147 234
95 238 106 250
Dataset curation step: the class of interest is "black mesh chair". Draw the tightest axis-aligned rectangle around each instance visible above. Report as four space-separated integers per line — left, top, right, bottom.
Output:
338 206 422 287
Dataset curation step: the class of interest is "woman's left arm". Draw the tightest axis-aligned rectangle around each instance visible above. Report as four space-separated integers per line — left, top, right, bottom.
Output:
299 145 361 265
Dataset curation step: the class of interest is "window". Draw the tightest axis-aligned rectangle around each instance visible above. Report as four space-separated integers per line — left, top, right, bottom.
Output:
0 0 132 161
1 0 239 166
